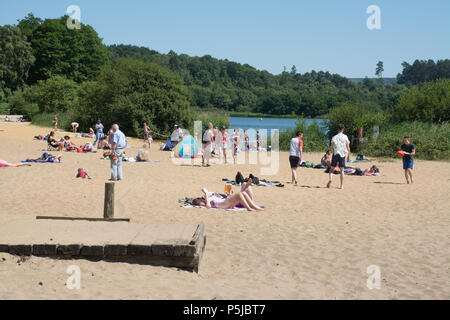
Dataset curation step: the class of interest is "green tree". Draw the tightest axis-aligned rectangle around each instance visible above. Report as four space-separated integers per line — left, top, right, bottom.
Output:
18 15 109 83
77 58 195 136
0 25 35 98
375 61 384 78
392 79 450 123
35 75 79 113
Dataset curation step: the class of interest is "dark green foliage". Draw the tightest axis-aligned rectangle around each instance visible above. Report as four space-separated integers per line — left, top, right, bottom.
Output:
362 122 450 160
397 59 450 85
35 75 79 113
0 25 35 98
392 79 450 123
279 118 329 152
327 102 386 150
18 15 109 83
106 45 407 118
76 58 195 137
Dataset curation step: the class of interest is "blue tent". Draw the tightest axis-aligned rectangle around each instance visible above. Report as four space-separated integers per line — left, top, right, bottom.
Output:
174 135 199 158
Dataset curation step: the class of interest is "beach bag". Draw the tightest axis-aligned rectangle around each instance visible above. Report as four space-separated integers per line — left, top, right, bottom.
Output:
235 171 245 185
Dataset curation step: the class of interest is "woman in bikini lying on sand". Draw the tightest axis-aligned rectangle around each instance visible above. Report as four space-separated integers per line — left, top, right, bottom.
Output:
0 160 31 168
194 178 264 211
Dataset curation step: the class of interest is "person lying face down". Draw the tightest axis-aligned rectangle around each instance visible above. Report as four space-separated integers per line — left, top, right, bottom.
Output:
194 178 264 211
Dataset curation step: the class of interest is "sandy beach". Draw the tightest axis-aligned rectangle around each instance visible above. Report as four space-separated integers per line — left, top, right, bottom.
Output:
0 122 448 300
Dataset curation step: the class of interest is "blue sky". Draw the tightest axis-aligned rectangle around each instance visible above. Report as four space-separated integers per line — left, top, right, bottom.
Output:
1 0 449 77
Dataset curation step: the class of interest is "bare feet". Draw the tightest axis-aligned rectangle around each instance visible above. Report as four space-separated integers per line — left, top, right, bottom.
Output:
326 181 332 188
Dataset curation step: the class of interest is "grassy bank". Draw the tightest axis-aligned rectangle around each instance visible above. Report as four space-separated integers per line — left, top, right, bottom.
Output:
31 112 75 132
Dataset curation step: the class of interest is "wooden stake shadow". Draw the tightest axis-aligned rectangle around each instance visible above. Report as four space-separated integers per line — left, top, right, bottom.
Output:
373 181 404 185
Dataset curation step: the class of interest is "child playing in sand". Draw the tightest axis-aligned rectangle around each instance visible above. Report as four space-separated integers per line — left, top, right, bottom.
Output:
76 168 91 179
232 129 239 164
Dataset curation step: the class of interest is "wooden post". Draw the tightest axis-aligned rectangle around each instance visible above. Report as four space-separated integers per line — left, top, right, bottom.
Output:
104 182 115 219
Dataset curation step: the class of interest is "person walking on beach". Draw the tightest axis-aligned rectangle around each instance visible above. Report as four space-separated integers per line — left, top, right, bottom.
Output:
401 136 415 184
202 122 214 167
109 124 127 181
143 122 150 145
95 120 104 146
220 126 228 164
327 124 350 189
289 131 303 186
244 130 249 151
52 115 58 130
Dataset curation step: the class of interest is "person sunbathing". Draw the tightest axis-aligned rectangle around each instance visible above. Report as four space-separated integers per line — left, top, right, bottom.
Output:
136 144 150 162
345 165 380 176
195 179 264 211
0 160 31 168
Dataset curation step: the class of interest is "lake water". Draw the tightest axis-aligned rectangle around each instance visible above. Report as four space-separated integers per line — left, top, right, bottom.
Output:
229 117 326 134
227 117 327 149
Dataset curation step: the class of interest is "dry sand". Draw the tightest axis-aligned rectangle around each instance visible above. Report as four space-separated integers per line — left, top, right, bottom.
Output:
0 122 448 299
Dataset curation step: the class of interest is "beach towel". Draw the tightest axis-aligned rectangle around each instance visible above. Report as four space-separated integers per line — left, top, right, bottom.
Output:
123 157 160 163
181 203 248 211
221 178 284 187
348 159 369 163
21 152 61 163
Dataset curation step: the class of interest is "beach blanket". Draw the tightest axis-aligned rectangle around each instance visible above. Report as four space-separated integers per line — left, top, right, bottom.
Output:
181 203 247 211
348 159 369 163
21 160 61 163
122 157 160 163
221 178 284 187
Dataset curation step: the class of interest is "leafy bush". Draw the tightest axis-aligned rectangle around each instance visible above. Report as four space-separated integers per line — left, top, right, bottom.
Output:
35 75 79 113
0 102 9 114
76 58 195 137
327 102 385 150
392 79 450 123
7 85 40 117
279 118 329 152
363 122 450 160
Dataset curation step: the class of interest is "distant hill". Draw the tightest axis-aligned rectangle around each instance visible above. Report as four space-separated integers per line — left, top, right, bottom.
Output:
349 78 397 85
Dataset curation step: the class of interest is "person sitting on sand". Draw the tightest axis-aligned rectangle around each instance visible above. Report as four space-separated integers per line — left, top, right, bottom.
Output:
48 131 64 151
194 178 264 211
136 144 150 162
321 150 331 167
63 136 78 151
97 136 111 150
0 159 31 168
76 168 92 179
